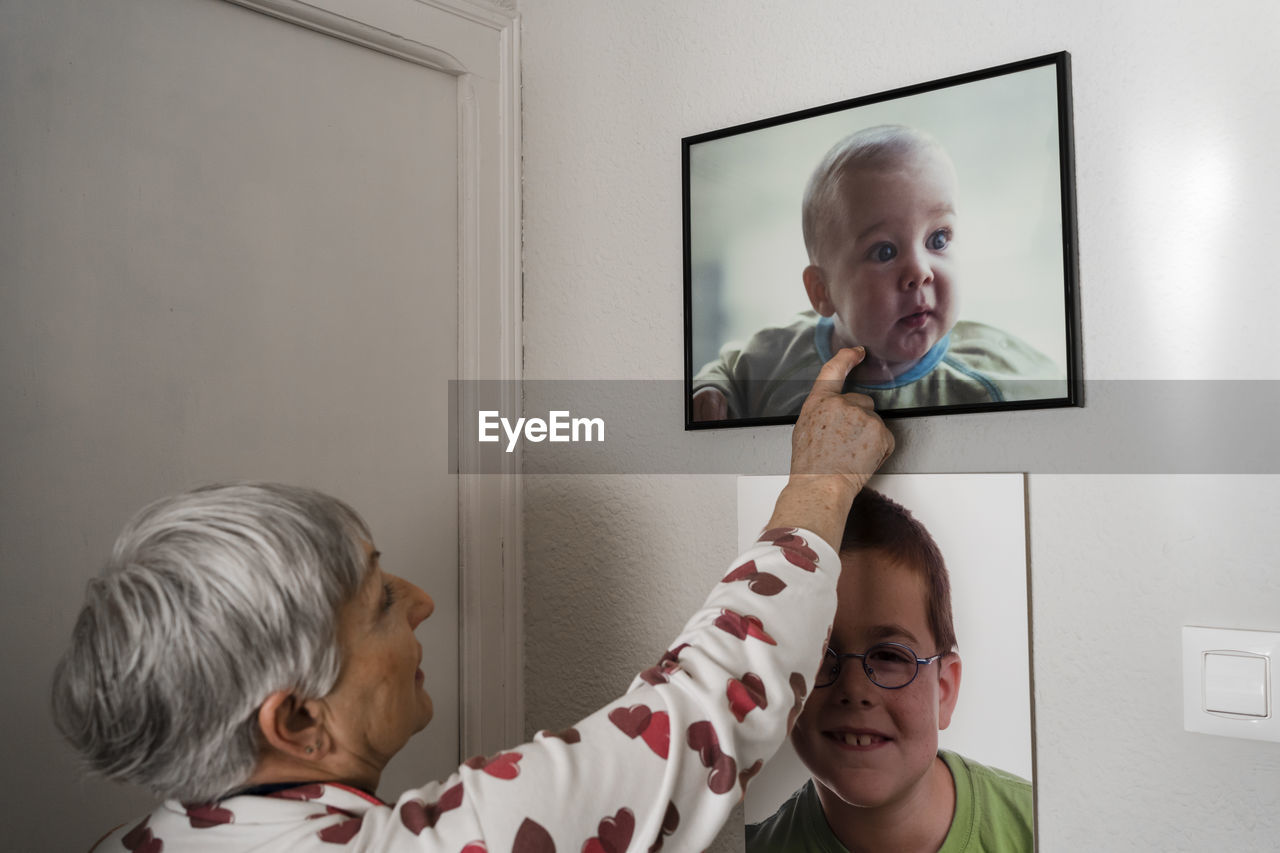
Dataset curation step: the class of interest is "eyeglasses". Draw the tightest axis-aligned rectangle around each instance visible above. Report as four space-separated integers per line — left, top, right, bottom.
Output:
815 642 947 690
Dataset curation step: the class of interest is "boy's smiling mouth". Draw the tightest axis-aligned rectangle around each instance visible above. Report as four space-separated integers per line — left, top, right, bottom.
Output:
827 728 893 749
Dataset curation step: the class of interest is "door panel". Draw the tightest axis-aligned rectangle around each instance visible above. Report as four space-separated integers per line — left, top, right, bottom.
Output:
0 0 473 846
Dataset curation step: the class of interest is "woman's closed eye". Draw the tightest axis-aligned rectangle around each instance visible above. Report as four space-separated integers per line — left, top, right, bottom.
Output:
381 581 399 614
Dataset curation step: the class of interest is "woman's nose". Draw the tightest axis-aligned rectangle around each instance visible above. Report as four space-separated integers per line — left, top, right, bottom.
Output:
405 581 434 628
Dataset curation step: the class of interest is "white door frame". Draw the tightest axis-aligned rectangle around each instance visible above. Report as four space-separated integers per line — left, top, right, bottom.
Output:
222 0 523 759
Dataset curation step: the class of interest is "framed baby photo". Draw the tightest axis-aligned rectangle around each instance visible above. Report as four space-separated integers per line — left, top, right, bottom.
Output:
684 52 1081 429
736 474 1036 847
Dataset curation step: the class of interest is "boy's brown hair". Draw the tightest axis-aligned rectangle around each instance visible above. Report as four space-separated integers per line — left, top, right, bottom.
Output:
840 488 957 654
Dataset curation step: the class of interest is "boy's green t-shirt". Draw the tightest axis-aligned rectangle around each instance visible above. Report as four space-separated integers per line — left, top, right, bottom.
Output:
746 750 1034 853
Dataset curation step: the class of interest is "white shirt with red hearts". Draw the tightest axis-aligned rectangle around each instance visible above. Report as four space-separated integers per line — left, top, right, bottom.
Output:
94 529 838 853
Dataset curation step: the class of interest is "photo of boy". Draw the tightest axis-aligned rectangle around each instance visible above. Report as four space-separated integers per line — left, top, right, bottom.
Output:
743 481 1034 853
692 124 1065 422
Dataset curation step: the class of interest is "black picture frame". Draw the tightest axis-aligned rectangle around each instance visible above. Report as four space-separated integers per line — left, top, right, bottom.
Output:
684 52 1081 429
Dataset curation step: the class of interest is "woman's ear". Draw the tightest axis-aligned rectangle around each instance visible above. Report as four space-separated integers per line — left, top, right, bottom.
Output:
802 265 836 317
257 690 327 760
936 653 962 731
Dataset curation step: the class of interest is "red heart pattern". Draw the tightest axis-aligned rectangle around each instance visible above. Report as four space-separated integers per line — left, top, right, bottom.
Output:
464 750 523 780
787 671 808 731
608 703 670 758
607 703 651 738
538 726 581 744
638 664 668 687
686 721 738 795
317 814 362 844
770 532 813 554
639 711 670 759
738 758 764 795
639 644 688 686
713 609 777 645
270 783 326 801
721 561 787 596
399 782 464 835
122 817 161 853
781 547 818 572
461 843 487 853
725 672 767 722
707 754 737 794
686 721 722 765
513 818 556 853
758 528 819 571
777 535 819 571
581 807 634 853
186 802 235 828
646 801 680 853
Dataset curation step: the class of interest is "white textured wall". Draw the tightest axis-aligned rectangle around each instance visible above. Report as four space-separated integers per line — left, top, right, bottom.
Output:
520 2 1280 851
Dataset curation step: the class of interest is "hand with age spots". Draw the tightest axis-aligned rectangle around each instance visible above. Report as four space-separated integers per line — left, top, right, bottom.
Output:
766 346 895 550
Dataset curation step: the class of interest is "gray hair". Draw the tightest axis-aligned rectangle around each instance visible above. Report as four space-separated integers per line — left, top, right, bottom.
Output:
50 482 372 802
801 124 951 267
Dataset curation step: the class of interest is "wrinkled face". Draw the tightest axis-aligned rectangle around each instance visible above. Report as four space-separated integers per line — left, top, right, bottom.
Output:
807 147 960 376
322 544 435 770
791 547 960 810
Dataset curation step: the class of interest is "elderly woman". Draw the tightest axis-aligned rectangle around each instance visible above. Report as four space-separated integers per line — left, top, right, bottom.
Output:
53 349 892 852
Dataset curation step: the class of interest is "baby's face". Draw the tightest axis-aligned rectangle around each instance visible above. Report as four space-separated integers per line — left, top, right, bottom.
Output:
812 148 959 374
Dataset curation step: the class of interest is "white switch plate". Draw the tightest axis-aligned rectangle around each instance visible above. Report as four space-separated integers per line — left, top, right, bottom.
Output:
1183 626 1280 742
1203 651 1268 716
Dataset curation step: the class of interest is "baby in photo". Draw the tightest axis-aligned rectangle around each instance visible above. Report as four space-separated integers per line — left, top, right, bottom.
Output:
746 488 1034 852
692 124 1062 421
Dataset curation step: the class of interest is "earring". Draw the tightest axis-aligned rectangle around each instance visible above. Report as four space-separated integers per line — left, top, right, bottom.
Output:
305 745 315 755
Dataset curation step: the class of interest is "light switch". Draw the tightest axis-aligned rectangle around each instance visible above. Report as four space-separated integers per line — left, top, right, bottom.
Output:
1203 651 1268 717
1183 626 1280 743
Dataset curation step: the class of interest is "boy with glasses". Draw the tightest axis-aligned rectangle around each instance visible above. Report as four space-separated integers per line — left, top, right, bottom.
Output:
747 489 1033 852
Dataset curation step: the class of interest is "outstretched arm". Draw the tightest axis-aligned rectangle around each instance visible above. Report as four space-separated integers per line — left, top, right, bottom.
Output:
767 346 895 548
238 347 897 853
